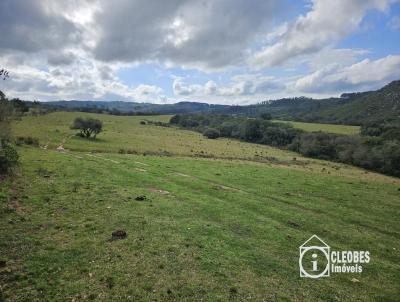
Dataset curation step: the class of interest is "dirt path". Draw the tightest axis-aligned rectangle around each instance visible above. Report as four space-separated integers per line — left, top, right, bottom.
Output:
170 169 245 193
41 139 51 150
56 134 75 151
85 153 120 164
43 135 121 165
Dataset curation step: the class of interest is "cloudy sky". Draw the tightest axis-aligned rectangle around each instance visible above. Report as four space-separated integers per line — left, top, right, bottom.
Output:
0 0 399 104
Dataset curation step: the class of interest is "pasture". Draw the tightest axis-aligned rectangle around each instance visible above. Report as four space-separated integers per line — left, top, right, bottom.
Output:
273 120 360 135
1 112 399 301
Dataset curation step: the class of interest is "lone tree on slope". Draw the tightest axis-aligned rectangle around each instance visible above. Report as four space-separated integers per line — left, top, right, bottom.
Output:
71 117 103 139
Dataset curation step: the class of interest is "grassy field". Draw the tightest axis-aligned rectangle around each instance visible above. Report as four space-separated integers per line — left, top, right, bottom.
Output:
273 120 360 135
12 112 301 161
1 112 399 301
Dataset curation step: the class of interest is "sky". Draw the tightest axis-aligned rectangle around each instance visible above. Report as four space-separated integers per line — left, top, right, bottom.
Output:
0 0 399 105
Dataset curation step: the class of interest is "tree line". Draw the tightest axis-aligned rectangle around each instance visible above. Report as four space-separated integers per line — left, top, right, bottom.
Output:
170 114 400 177
61 106 161 116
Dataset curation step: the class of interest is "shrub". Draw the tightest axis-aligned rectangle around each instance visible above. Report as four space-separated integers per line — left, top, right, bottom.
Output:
0 143 19 174
261 127 300 146
182 118 199 128
15 136 39 146
260 113 272 120
169 115 181 124
220 121 238 137
361 120 400 140
240 120 262 142
293 132 337 160
203 128 220 139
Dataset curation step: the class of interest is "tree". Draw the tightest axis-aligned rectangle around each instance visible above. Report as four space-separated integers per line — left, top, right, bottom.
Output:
1 73 13 145
0 85 19 174
220 121 238 137
260 112 272 120
241 120 262 142
10 98 29 114
71 117 103 138
0 143 19 174
203 128 220 139
169 114 181 124
0 94 13 143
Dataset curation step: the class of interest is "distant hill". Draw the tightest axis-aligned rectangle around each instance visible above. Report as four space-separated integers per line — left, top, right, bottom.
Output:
304 80 400 124
243 80 400 124
46 100 232 115
44 80 400 125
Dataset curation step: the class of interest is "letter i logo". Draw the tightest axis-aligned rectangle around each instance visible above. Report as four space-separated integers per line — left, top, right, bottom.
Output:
312 253 318 271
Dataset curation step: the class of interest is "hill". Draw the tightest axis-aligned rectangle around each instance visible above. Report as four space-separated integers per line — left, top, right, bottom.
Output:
46 100 232 115
307 80 400 124
1 112 399 301
43 80 400 125
245 80 400 124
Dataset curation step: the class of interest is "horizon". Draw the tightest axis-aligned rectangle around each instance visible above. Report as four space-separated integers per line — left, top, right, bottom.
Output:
31 78 400 106
0 1 400 105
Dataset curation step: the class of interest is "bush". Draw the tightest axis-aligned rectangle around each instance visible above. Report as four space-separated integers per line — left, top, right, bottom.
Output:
220 121 238 137
203 128 220 139
240 120 262 142
291 132 337 159
334 135 362 163
361 120 400 140
15 136 39 146
260 113 272 120
0 143 19 174
182 118 199 128
169 115 181 124
261 127 300 146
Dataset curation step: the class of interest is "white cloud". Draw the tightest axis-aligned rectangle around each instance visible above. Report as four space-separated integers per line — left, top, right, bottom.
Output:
0 54 165 103
308 48 369 71
92 0 281 70
387 15 400 30
173 74 282 98
172 77 202 96
0 0 399 104
295 55 400 93
249 0 391 69
0 0 83 55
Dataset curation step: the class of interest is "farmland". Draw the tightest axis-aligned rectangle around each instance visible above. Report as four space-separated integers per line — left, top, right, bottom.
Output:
1 112 399 301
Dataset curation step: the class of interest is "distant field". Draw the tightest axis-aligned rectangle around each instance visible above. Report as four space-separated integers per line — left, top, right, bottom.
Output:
10 112 377 178
2 112 399 301
273 120 360 135
12 112 304 161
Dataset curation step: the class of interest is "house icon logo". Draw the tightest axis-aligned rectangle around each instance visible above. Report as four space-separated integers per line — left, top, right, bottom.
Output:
299 235 330 278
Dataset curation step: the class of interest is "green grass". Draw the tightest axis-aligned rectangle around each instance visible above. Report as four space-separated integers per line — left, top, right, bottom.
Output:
12 112 302 160
273 120 360 135
1 112 399 301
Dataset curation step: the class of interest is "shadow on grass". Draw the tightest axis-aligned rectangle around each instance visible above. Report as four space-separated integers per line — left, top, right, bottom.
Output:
70 135 107 144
